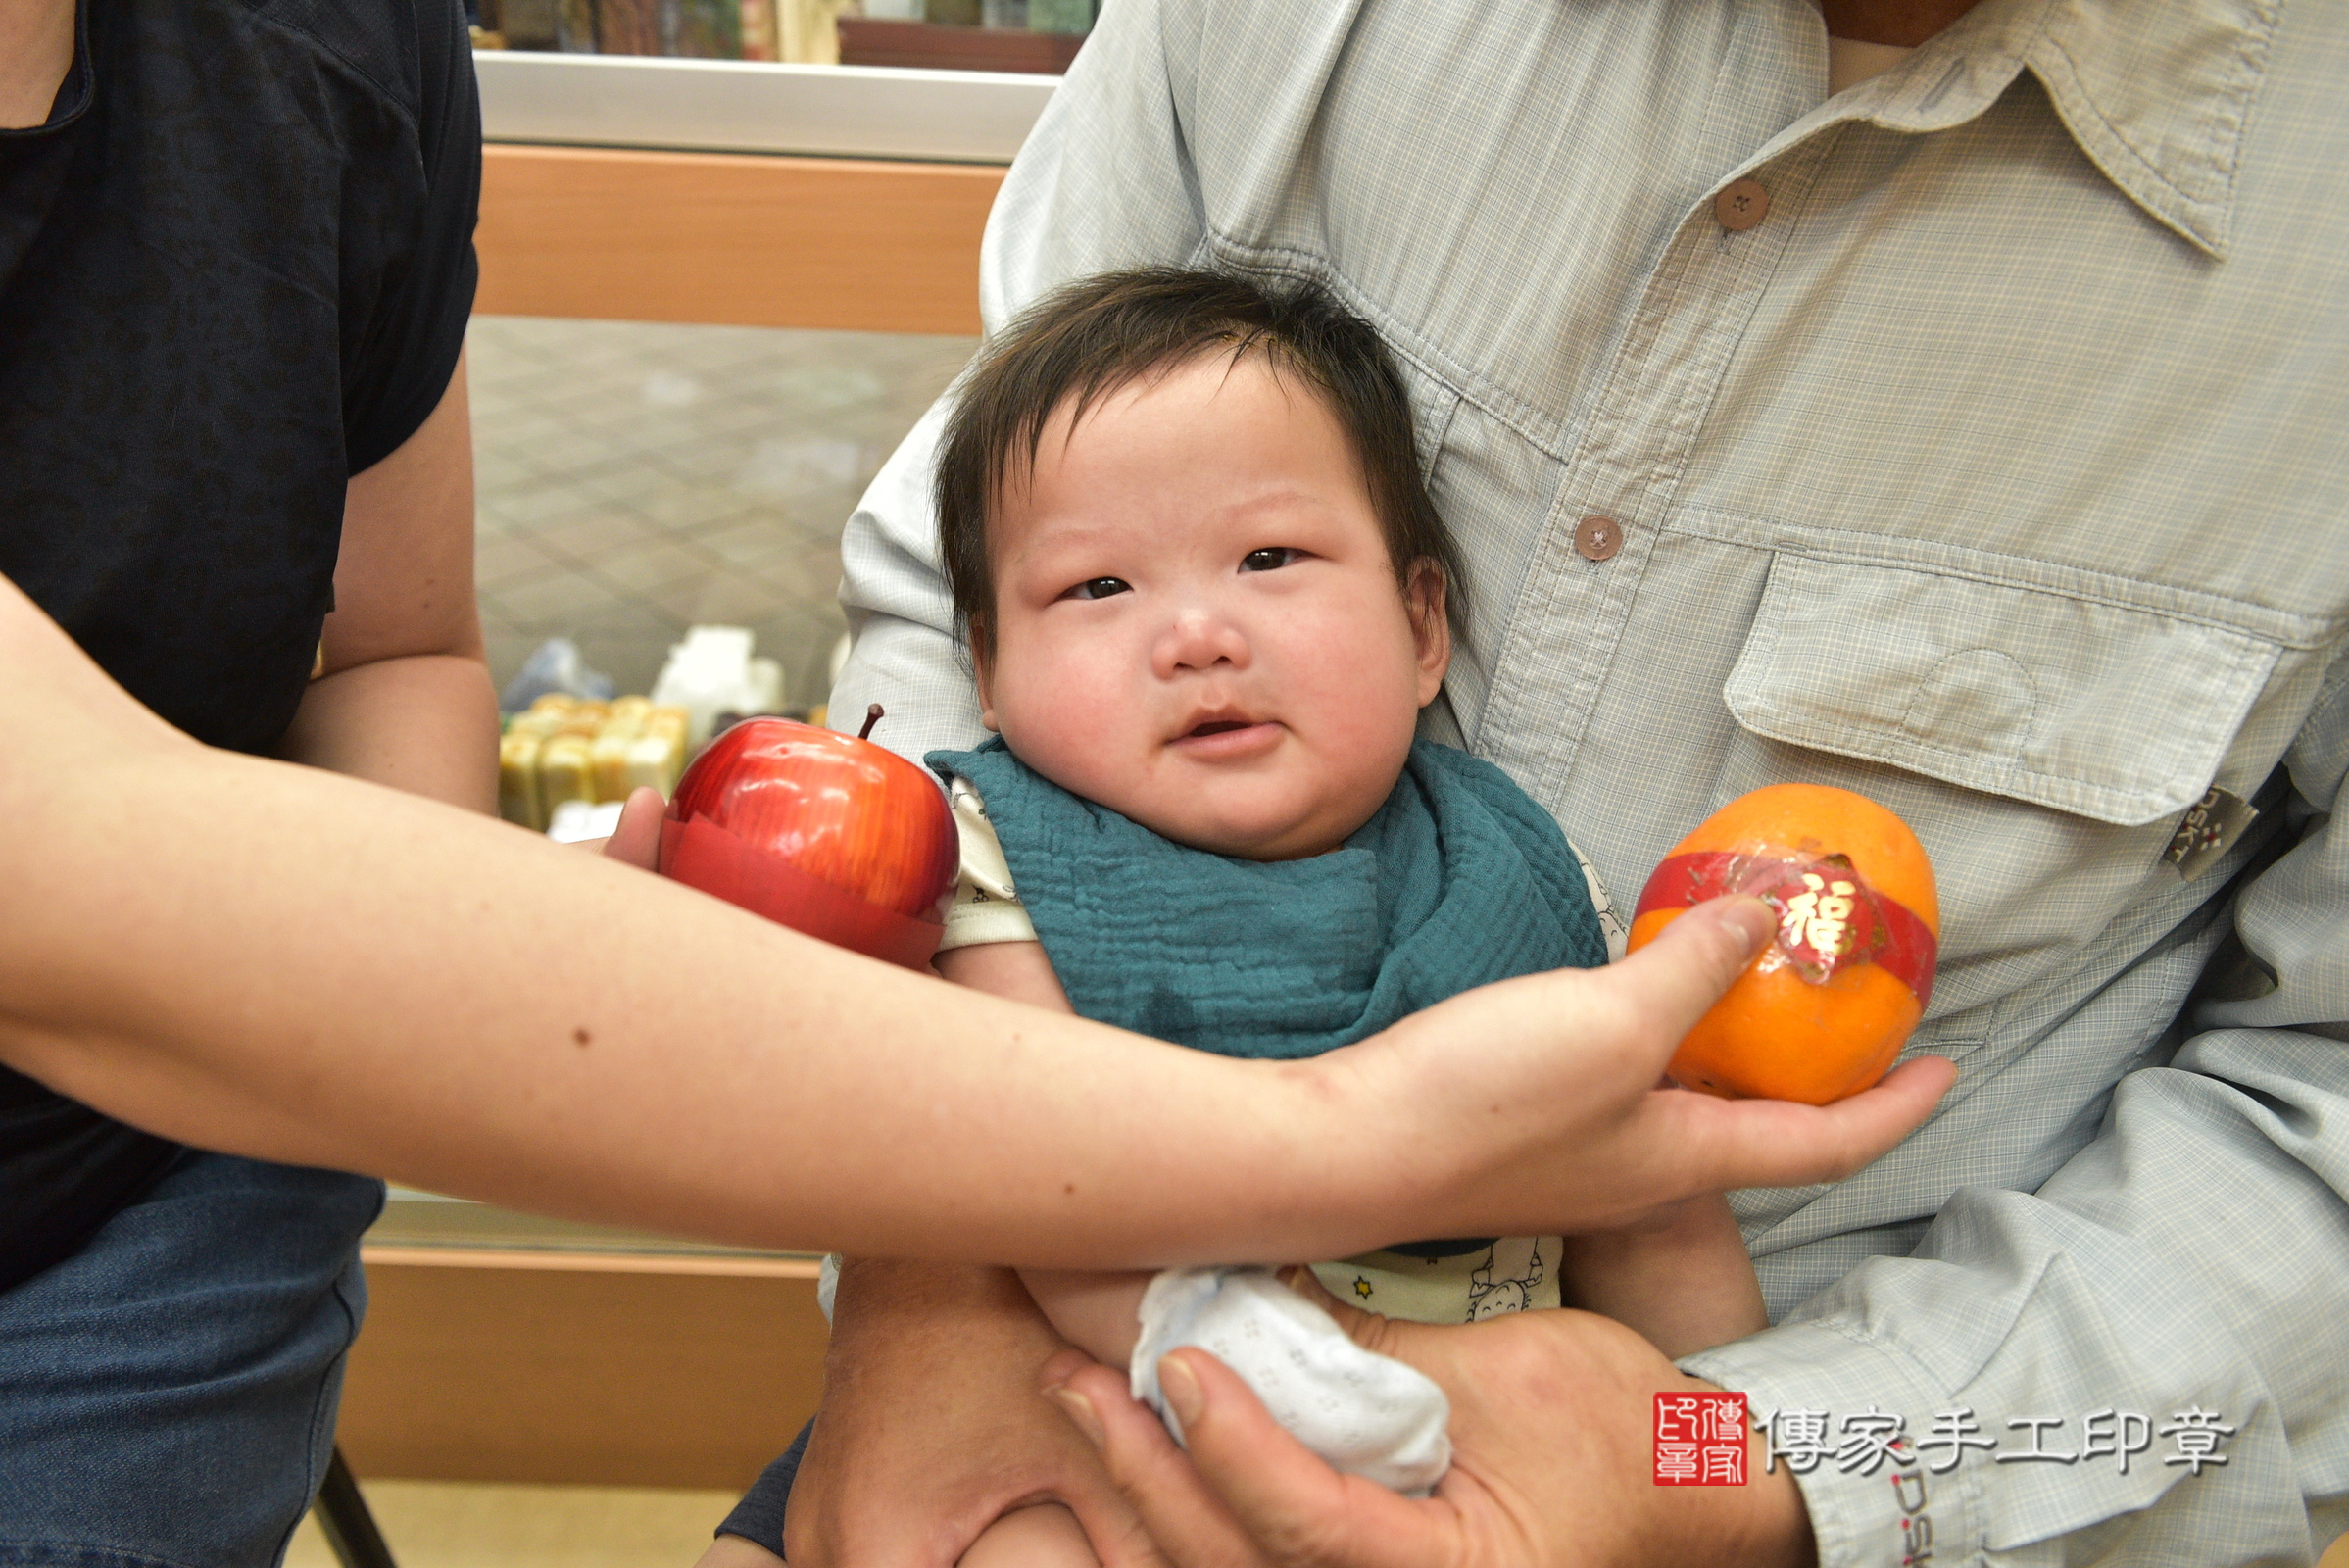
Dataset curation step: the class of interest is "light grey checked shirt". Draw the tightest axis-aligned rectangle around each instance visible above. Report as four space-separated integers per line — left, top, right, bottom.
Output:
829 1 2349 1560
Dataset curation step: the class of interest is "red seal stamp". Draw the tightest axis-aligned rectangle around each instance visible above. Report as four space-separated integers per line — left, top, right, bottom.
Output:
1656 1391 1749 1486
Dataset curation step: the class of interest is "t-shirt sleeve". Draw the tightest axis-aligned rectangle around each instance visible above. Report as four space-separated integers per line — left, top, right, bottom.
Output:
1567 838 1629 962
939 775 1041 951
343 0 481 475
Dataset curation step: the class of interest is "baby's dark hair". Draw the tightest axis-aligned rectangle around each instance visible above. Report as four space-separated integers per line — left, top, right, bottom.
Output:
934 267 1467 656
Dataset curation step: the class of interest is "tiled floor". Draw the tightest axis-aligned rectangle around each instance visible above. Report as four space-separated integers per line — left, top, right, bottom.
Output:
286 1480 740 1568
468 316 976 708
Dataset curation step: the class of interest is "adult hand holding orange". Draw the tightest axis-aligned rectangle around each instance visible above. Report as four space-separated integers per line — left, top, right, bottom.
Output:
1631 783 1939 1105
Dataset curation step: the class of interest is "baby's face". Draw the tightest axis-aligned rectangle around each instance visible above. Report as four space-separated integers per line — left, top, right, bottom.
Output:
976 352 1447 860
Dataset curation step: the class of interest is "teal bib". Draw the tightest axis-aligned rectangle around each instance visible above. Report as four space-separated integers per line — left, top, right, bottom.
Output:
926 739 1608 1059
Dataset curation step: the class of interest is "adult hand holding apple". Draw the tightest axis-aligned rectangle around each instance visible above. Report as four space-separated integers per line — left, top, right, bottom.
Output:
595 786 666 870
653 707 959 969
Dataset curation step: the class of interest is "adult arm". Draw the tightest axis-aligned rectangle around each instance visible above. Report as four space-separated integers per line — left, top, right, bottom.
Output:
274 353 499 813
0 570 1946 1266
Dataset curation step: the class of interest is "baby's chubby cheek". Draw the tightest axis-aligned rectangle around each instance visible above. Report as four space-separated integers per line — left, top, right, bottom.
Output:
986 657 1151 808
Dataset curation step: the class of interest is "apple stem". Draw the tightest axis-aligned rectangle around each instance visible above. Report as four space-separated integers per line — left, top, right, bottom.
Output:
859 703 885 741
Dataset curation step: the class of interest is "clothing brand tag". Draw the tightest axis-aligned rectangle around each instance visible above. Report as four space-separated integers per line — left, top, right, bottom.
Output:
2164 786 2259 880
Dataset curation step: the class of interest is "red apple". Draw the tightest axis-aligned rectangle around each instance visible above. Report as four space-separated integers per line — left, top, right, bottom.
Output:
658 709 957 969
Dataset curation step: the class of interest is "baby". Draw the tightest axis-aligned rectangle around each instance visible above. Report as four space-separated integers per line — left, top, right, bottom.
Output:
911 269 1765 1563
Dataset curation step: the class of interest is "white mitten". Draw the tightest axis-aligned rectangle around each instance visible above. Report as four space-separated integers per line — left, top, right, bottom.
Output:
1130 1265 1451 1494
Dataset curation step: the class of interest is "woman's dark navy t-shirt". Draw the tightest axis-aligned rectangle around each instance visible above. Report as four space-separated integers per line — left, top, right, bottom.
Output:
0 0 480 1290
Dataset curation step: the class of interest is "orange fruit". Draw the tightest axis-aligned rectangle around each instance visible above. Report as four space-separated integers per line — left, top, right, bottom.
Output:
1627 784 1939 1105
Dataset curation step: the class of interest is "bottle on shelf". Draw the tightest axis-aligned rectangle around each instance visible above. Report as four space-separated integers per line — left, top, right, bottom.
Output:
497 693 693 831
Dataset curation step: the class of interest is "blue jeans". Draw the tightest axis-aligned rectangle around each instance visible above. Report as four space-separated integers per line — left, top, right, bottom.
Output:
0 1152 383 1568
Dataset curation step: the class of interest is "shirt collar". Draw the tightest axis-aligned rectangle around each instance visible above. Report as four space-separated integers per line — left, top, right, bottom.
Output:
1812 0 2280 257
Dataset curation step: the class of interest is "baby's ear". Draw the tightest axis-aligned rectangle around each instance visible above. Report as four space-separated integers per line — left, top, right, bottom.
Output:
968 618 1001 731
1404 560 1451 701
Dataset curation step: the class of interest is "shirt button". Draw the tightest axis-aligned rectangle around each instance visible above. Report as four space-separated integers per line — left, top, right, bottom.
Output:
1574 515 1624 561
1715 177 1770 232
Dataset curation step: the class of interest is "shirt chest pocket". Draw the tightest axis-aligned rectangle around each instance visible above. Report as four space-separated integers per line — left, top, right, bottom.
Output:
1726 555 2279 825
1717 554 2283 1017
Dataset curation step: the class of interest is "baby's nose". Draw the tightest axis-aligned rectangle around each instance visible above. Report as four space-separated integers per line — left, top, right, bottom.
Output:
1155 605 1250 675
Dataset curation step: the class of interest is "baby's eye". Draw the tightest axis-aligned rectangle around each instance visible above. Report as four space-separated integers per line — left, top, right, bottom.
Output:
1063 576 1132 601
1241 548 1300 572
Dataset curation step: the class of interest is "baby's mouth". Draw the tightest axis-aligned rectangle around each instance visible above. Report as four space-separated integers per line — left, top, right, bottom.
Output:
1169 710 1284 758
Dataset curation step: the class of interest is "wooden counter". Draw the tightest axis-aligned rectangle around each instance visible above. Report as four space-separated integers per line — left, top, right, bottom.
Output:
339 1245 827 1490
476 143 1002 335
